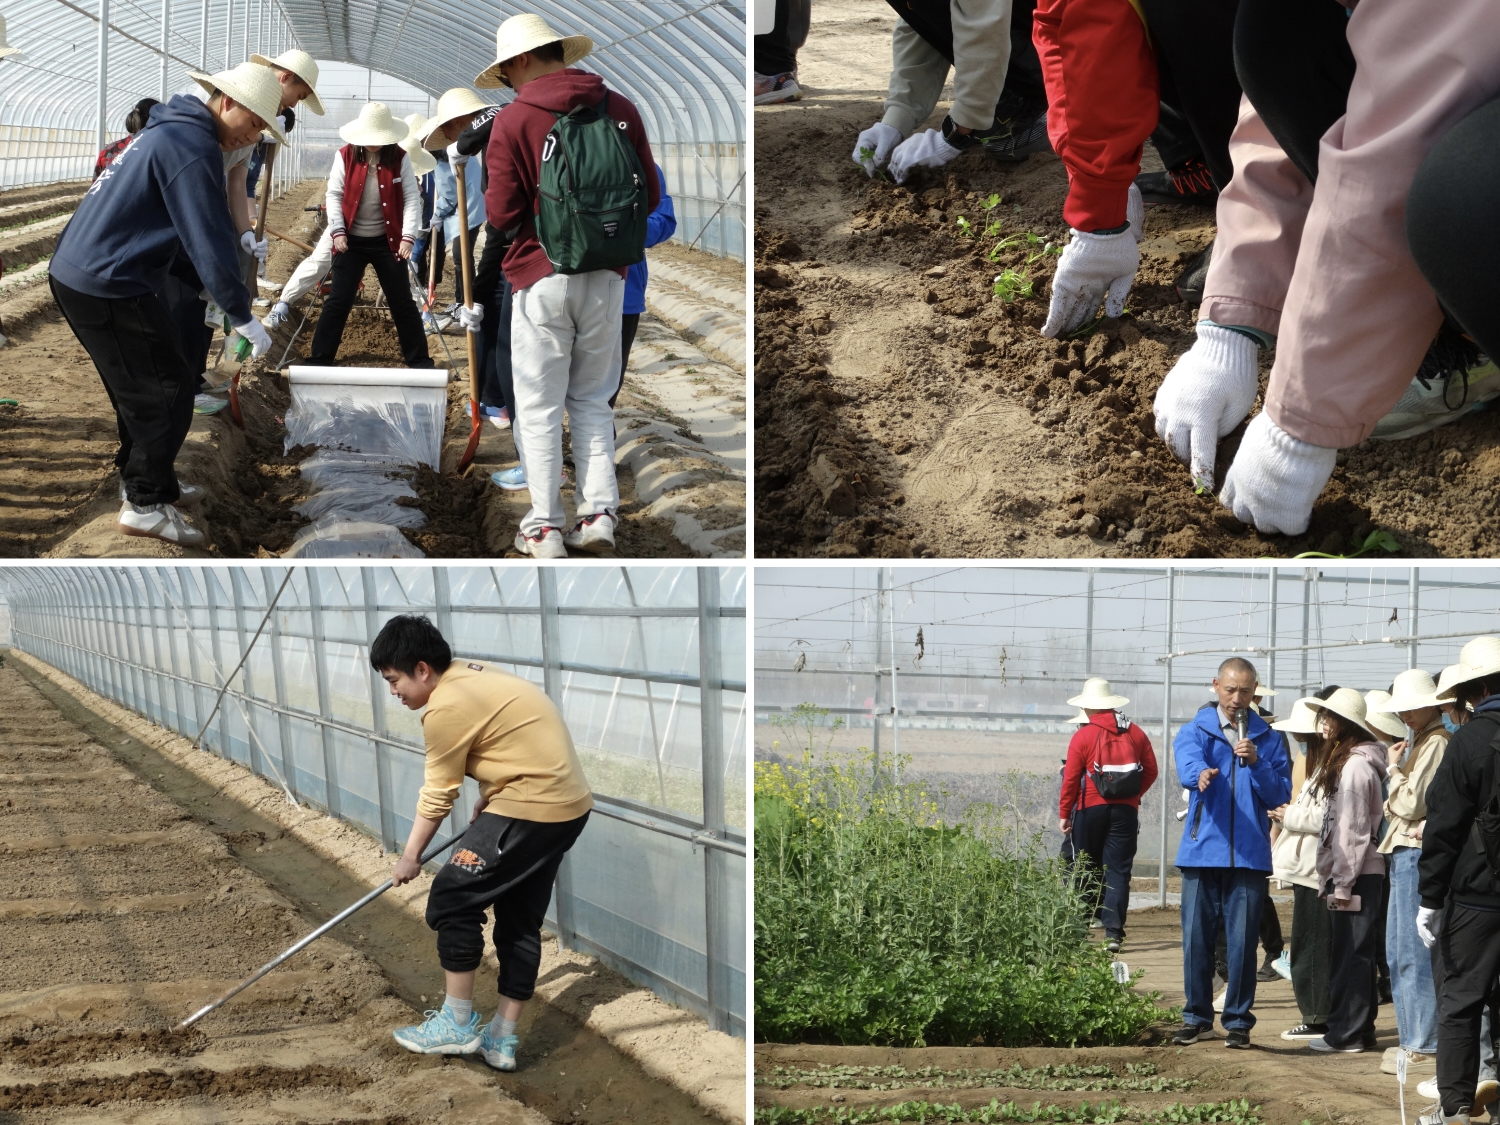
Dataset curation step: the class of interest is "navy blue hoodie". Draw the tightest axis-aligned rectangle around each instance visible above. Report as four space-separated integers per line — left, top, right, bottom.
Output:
50 94 251 323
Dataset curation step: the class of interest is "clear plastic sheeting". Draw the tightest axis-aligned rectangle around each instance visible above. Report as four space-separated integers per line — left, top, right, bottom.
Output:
285 371 447 466
0 564 747 1036
294 452 425 528
283 519 426 558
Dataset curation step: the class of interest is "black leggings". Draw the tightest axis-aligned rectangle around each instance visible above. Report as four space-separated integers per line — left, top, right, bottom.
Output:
1233 0 1355 185
611 312 641 409
1407 96 1500 364
1326 872 1384 1050
425 811 589 1001
1138 0 1243 189
308 234 433 368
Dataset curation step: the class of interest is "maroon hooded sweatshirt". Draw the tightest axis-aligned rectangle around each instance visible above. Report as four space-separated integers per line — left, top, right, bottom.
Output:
484 68 660 292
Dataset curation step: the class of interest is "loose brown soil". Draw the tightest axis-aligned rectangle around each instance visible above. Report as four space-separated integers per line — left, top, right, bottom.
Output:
757 905 1412 1125
753 0 1500 558
2 651 741 1124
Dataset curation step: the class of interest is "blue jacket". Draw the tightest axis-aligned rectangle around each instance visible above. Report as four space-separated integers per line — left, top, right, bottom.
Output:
624 164 676 315
50 95 251 323
1173 703 1291 872
432 151 484 243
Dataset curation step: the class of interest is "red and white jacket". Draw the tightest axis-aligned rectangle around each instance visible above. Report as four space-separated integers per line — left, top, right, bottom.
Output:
325 144 422 255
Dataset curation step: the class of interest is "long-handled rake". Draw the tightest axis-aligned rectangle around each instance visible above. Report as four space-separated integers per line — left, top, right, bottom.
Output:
173 825 470 1033
231 140 278 428
412 257 454 368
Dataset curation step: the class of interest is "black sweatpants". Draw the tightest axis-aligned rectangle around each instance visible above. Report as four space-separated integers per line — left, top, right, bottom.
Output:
1291 882 1332 1026
1138 0 1242 189
1326 872 1384 1050
1070 802 1138 939
754 0 810 76
425 811 589 1001
1407 96 1500 367
611 312 641 409
50 275 193 506
1434 903 1500 1116
308 235 434 368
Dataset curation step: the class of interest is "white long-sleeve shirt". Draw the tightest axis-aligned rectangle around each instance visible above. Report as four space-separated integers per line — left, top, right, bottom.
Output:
881 0 1014 137
325 147 422 244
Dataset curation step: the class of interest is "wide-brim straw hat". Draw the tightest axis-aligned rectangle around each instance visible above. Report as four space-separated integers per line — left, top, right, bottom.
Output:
0 15 22 57
401 114 436 174
1388 668 1442 714
475 13 592 89
1437 636 1500 701
1068 708 1089 725
1305 687 1377 740
1271 697 1322 735
339 102 408 148
1067 677 1129 711
1254 683 1277 697
189 62 286 142
1437 662 1470 704
1363 691 1408 740
416 87 490 149
248 47 323 115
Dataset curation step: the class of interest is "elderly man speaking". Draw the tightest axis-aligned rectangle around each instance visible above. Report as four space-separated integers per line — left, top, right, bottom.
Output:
1172 657 1291 1050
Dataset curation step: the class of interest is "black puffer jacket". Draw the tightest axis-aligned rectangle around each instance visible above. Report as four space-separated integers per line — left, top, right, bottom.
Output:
1418 708 1500 911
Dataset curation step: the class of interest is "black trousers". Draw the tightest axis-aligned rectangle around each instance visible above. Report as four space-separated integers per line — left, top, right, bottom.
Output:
158 264 213 388
1070 802 1138 939
1138 0 1242 189
1233 0 1355 185
1407 96 1500 366
611 312 641 409
50 275 193 506
1291 882 1332 1026
425 811 589 1001
1434 904 1500 1115
308 235 433 368
754 0 810 75
1326 872 1384 1050
477 274 515 414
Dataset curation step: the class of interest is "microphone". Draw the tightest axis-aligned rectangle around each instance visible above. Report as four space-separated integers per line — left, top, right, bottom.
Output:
1236 709 1248 743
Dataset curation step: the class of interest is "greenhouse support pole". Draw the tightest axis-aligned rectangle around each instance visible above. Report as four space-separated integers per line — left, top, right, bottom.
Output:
888 566 899 778
1409 568 1420 670
307 570 342 817
1266 570 1277 695
96 0 110 151
1085 569 1094 673
1300 568 1312 694
159 0 171 101
1159 567 1174 907
872 568 883 773
224 0 232 66
361 568 397 853
538 568 577 952
262 569 298 800
199 0 207 68
698 568 733 1034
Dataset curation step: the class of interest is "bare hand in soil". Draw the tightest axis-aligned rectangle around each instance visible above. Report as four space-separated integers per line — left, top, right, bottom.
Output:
1198 767 1219 792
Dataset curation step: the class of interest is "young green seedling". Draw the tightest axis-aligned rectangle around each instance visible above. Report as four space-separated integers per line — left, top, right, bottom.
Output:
1293 529 1401 560
993 268 1033 302
955 216 976 238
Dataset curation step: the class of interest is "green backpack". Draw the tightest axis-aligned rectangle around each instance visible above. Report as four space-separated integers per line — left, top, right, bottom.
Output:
535 93 650 274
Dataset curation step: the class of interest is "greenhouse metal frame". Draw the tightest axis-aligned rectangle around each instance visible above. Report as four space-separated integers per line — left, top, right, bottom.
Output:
1 563 747 1036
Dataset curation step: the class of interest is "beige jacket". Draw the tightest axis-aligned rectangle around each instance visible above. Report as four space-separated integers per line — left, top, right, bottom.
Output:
1380 720 1449 853
881 0 1014 136
1315 743 1389 898
1272 765 1328 890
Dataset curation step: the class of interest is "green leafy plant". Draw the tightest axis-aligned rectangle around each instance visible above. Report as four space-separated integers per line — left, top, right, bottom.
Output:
1293 528 1402 560
993 269 1033 302
758 1063 1197 1094
753 1100 1260 1125
858 146 893 181
956 216 977 239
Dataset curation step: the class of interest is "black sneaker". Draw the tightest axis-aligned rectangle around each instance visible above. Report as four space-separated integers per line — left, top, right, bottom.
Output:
1281 1022 1329 1040
1225 1028 1251 1050
1176 240 1214 306
1106 937 1123 954
1256 955 1281 982
977 93 1051 164
1136 157 1218 206
1173 1024 1212 1046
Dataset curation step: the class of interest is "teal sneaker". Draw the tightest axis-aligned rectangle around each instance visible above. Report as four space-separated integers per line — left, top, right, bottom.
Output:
391 1007 483 1055
490 466 527 491
478 1026 519 1071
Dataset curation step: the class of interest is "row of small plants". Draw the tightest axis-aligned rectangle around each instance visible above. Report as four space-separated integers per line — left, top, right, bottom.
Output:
954 194 1061 302
758 1063 1196 1094
754 1099 1261 1125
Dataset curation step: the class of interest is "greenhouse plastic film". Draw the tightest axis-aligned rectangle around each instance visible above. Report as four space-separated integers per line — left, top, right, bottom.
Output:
284 378 446 466
294 452 427 529
284 520 426 559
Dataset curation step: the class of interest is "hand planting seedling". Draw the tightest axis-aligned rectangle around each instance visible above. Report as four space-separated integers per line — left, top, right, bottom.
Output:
857 146 893 181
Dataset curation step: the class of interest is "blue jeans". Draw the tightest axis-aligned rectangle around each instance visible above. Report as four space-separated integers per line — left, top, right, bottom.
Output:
1388 846 1439 1054
1181 867 1265 1031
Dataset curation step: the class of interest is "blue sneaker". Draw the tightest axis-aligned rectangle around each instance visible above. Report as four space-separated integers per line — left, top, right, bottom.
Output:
391 1007 483 1055
478 1026 519 1071
490 466 527 491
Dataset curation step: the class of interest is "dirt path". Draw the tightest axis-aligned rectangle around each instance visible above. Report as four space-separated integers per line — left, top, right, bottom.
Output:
753 0 1500 559
756 905 1413 1125
0 655 735 1125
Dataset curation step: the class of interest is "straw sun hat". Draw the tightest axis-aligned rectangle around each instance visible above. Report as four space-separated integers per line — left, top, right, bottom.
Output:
189 62 287 142
1271 697 1322 735
416 87 491 149
1387 668 1442 714
339 102 408 148
1305 687 1377 740
1067 677 1129 711
248 48 324 115
1436 636 1500 701
0 15 22 58
474 13 592 89
400 115 436 174
1068 709 1090 725
1363 691 1408 741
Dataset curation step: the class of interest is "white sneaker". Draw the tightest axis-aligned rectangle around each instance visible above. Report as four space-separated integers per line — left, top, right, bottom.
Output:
256 277 283 292
513 527 566 559
1371 358 1500 440
1212 985 1226 1013
116 501 207 548
263 301 291 330
1418 1078 1439 1101
120 482 204 508
564 511 616 554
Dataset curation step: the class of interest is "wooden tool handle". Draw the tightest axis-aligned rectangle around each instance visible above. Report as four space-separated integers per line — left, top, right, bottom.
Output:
453 157 481 406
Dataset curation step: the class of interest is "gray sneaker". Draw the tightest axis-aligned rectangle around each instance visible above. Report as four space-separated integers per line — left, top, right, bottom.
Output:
1418 1107 1471 1125
116 501 207 548
1372 358 1500 440
513 527 566 559
563 511 616 554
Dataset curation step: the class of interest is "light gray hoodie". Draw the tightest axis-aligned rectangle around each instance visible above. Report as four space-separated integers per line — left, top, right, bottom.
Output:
1316 741 1389 899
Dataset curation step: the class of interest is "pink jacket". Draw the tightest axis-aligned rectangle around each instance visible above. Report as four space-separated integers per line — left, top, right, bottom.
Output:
1315 742 1388 899
1200 1 1500 448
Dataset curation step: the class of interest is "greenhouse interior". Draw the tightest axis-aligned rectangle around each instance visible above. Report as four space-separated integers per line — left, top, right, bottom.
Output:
0 0 746 560
0 563 745 1124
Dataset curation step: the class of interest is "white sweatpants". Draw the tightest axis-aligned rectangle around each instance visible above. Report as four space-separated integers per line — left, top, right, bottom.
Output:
280 227 335 307
511 269 623 535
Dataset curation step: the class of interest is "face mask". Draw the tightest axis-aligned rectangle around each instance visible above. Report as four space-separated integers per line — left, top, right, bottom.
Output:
1443 713 1462 734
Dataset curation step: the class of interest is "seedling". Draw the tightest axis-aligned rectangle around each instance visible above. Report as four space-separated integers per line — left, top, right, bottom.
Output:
955 216 977 239
992 268 1033 302
856 146 892 180
1294 529 1401 560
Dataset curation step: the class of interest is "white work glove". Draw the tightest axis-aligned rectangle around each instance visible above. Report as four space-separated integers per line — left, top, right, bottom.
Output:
1218 411 1338 536
1153 323 1261 492
1127 182 1144 243
240 230 269 265
1040 227 1139 338
1416 906 1441 949
233 316 273 359
852 121 902 177
456 302 484 333
888 129 963 185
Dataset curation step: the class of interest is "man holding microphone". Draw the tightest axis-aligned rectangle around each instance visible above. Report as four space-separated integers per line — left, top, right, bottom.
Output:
1171 657 1291 1049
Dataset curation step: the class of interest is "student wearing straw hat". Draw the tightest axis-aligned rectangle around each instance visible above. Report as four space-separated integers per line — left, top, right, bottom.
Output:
308 103 433 369
1057 677 1158 954
1301 688 1388 1055
48 61 282 548
478 13 660 557
1375 669 1450 1080
417 89 491 299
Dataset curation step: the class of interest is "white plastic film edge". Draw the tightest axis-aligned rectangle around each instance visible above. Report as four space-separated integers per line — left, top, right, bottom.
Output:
288 366 450 388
